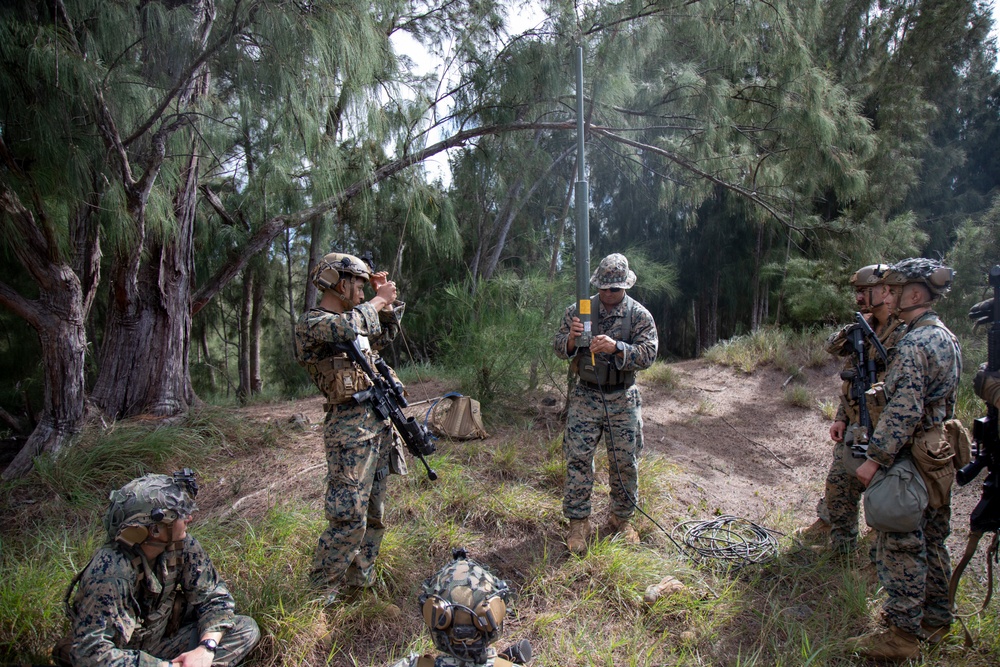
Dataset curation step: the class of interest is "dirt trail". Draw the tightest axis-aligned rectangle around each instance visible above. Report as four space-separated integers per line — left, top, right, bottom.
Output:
222 359 984 556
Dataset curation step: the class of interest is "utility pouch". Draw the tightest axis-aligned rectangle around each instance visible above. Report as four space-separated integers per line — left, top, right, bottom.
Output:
865 382 887 427
863 457 928 532
317 356 372 405
911 425 955 509
944 418 973 468
577 354 612 386
388 431 408 476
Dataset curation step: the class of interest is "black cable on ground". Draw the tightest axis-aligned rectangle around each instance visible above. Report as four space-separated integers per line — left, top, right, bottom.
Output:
594 368 779 567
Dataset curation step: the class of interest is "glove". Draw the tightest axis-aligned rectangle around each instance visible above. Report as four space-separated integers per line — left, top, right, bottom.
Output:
968 298 994 327
973 363 1000 409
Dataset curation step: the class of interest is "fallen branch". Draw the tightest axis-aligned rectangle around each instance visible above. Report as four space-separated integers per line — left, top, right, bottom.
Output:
218 462 325 520
720 416 792 470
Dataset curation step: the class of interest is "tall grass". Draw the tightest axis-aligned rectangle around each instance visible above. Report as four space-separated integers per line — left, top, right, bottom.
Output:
704 327 833 374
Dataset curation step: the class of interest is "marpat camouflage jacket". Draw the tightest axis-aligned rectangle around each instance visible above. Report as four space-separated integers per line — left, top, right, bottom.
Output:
866 311 962 467
68 536 235 667
553 294 658 372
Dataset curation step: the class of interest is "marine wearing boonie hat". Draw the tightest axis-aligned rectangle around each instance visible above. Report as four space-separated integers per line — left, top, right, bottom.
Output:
590 253 636 290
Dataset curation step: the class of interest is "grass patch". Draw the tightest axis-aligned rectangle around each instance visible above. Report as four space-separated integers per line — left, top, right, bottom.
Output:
704 327 832 374
643 361 681 391
783 386 813 408
817 399 838 421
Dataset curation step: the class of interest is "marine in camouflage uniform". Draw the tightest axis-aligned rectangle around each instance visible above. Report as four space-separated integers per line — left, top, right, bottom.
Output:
389 550 528 667
849 259 962 662
553 254 658 553
54 472 259 667
294 252 405 597
807 265 906 553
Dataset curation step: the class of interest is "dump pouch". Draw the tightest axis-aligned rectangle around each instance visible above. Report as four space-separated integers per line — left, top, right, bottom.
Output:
911 425 956 509
863 457 928 532
944 418 973 468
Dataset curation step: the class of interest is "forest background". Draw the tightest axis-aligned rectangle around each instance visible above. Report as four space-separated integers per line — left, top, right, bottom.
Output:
3 0 1000 478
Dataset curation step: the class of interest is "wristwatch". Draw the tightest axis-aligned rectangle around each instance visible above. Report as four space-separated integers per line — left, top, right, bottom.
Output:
199 638 218 653
615 340 626 354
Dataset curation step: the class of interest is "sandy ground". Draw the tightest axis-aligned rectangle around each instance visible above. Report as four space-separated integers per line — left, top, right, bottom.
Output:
217 359 985 557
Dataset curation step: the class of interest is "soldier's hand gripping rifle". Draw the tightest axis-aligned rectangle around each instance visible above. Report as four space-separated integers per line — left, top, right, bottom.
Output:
843 312 889 457
337 339 438 481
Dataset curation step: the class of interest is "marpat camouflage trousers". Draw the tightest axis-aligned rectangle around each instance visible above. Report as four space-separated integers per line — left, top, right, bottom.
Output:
311 402 392 589
876 502 953 634
563 383 643 520
823 441 867 551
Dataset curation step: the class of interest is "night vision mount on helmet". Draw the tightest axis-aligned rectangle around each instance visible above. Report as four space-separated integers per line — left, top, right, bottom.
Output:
311 252 372 292
103 469 199 547
850 264 890 287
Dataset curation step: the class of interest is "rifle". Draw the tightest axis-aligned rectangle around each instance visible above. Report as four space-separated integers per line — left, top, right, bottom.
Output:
948 265 1000 623
337 339 438 481
956 265 1000 526
842 311 889 456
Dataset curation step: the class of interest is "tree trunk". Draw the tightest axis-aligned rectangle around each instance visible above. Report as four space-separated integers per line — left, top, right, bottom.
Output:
236 268 252 402
0 182 97 479
304 216 324 311
250 266 265 394
0 275 88 479
90 135 201 418
200 323 216 392
284 226 297 345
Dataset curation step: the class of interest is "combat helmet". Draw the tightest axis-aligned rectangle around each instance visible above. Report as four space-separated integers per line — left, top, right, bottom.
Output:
419 549 509 664
849 264 890 288
311 252 371 292
882 258 955 299
103 470 199 547
591 253 636 290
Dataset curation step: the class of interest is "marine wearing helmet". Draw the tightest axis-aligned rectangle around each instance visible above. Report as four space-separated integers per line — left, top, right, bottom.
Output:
389 549 531 667
311 252 372 292
849 264 890 314
881 258 954 314
53 470 260 667
104 470 199 546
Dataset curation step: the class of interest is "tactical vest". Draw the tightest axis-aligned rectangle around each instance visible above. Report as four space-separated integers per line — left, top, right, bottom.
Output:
312 352 373 410
905 312 960 429
573 295 636 389
839 317 905 426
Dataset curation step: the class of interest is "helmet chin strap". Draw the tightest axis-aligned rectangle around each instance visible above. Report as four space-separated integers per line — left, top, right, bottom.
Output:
335 279 356 309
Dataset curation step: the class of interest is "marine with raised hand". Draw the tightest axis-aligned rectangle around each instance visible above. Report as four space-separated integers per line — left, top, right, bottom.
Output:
798 264 906 553
389 549 531 667
848 258 962 662
295 251 406 606
52 471 260 667
553 253 658 553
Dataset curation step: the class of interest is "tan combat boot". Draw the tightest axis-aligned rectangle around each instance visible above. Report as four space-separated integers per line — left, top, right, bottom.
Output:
607 514 640 545
919 620 951 645
793 518 830 543
566 518 590 555
847 625 920 662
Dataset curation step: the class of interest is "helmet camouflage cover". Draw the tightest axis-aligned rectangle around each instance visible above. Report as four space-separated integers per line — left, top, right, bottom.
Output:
311 252 371 292
590 253 636 290
882 258 955 298
103 471 198 544
420 551 509 663
849 264 890 287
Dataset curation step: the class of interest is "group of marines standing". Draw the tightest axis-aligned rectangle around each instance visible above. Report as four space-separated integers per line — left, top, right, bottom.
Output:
48 249 1000 665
